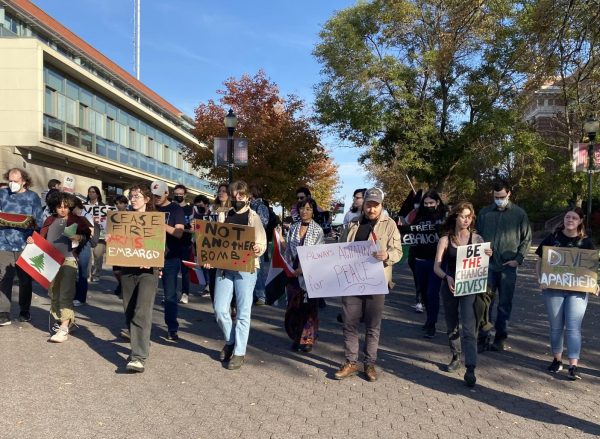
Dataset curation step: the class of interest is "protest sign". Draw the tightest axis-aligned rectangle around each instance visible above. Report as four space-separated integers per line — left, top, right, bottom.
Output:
454 242 491 296
194 220 256 272
62 175 75 193
105 212 165 267
540 246 599 294
400 221 442 246
296 241 387 299
83 204 117 239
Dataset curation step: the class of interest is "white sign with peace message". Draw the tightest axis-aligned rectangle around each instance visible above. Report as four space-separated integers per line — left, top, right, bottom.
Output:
296 241 388 298
454 242 491 296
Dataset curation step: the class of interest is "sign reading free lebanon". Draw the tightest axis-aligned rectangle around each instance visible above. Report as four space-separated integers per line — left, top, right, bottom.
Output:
454 242 491 296
105 212 166 267
296 241 387 298
540 246 598 294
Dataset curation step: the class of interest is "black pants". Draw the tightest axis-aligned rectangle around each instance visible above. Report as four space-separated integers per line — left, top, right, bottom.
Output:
342 294 386 365
0 250 33 315
441 282 477 366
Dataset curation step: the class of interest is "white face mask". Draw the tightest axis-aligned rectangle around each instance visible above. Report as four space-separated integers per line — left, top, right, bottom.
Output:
9 182 21 193
495 197 509 208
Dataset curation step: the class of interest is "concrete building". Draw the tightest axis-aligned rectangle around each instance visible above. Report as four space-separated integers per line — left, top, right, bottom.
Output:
0 0 211 203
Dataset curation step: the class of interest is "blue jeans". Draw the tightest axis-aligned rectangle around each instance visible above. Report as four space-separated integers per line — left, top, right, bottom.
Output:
162 257 180 332
414 259 442 327
543 290 588 360
213 269 257 356
253 254 266 301
75 242 91 303
487 266 517 340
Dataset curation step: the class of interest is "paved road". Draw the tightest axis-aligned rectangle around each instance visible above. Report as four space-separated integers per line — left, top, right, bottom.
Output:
2 245 600 439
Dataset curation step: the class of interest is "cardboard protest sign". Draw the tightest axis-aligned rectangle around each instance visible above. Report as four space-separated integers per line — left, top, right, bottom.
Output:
454 242 491 296
540 246 599 294
83 204 117 239
194 220 256 272
297 241 387 298
105 212 165 267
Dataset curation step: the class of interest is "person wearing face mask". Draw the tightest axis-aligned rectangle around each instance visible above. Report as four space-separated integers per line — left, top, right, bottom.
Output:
206 180 266 370
476 179 531 352
335 188 402 382
151 180 185 341
173 184 194 305
0 168 43 325
401 190 447 338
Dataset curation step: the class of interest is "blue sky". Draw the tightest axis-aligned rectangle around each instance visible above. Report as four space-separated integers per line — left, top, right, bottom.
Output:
32 0 372 218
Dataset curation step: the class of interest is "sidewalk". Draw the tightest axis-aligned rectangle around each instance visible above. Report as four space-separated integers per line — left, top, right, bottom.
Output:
1 246 600 439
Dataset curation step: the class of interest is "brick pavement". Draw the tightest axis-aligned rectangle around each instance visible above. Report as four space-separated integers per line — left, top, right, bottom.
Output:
2 245 600 439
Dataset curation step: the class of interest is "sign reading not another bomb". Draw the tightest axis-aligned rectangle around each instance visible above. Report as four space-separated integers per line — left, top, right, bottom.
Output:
194 220 256 272
106 212 166 267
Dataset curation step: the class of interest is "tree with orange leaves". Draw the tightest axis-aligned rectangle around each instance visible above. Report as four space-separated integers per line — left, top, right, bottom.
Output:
183 70 338 209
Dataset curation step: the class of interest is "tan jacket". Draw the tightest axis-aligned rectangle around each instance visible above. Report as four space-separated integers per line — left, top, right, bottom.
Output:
340 213 402 288
218 205 267 270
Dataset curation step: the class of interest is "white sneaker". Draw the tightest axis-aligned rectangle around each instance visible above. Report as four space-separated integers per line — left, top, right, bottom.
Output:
50 327 69 343
73 300 83 307
414 303 424 313
126 359 145 373
179 293 189 304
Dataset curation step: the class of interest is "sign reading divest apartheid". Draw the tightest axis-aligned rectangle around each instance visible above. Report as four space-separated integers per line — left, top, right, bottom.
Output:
105 212 165 267
297 241 387 299
540 246 599 294
454 242 491 296
194 220 256 272
83 204 117 239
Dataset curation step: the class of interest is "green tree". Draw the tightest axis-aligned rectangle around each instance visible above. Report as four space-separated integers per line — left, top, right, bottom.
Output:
29 254 45 273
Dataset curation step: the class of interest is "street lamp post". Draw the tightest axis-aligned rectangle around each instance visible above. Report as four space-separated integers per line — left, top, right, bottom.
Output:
583 116 599 230
223 109 238 184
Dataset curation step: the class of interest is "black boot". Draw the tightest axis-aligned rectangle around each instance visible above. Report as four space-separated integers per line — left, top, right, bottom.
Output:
464 365 476 387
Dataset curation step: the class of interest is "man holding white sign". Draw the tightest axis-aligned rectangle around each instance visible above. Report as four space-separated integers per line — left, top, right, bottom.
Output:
333 188 401 382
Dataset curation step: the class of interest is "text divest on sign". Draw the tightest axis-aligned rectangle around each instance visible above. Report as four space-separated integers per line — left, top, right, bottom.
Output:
105 212 166 267
194 220 256 272
540 246 598 294
454 242 491 296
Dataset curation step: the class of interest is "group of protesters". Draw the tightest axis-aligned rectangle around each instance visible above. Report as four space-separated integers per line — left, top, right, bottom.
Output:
0 166 596 386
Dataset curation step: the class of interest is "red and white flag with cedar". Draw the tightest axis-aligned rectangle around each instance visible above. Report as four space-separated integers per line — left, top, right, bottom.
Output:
265 228 295 304
17 232 65 289
181 260 206 285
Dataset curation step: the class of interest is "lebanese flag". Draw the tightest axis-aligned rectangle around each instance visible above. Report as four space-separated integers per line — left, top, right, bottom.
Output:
16 232 65 289
182 260 206 285
265 229 294 305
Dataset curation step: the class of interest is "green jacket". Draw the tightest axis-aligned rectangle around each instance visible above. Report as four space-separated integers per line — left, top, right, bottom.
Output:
476 202 532 271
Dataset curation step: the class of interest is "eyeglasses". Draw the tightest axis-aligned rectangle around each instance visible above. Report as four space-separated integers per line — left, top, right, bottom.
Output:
129 194 145 201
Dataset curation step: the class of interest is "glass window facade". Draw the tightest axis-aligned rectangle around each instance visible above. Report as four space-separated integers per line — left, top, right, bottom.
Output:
42 66 209 193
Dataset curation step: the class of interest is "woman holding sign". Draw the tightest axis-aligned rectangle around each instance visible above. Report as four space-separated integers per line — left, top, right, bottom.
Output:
117 183 160 373
433 201 492 387
281 197 325 353
210 181 266 370
535 208 595 381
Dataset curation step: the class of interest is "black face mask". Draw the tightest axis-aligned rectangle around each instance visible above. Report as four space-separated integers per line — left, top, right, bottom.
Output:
174 195 184 203
232 201 247 212
195 205 206 215
425 206 436 214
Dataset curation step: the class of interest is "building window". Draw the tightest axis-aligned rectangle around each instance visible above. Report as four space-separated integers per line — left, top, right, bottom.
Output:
45 68 64 93
81 131 93 152
44 88 55 116
66 124 79 147
45 116 64 142
96 137 107 157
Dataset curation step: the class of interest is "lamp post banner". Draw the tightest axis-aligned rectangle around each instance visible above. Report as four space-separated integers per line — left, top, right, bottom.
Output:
572 143 600 172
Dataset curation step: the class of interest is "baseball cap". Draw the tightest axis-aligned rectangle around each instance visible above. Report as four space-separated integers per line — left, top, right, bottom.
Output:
150 180 168 196
364 187 384 204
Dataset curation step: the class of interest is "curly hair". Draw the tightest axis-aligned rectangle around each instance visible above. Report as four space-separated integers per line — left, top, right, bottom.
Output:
4 168 32 189
47 192 76 214
129 183 155 212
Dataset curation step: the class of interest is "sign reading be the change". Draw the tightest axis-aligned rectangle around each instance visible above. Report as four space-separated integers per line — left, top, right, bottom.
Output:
540 246 599 294
296 241 387 299
106 212 165 267
194 220 256 272
454 242 491 296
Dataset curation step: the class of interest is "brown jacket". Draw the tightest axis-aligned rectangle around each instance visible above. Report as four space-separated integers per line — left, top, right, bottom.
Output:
340 213 402 288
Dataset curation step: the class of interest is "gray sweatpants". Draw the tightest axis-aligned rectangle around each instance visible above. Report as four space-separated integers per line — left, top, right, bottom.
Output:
341 294 386 365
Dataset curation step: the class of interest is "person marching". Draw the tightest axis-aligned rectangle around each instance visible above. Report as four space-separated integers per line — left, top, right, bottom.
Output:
335 188 402 382
281 197 324 353
433 201 492 387
118 183 161 373
535 207 595 381
209 181 266 370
